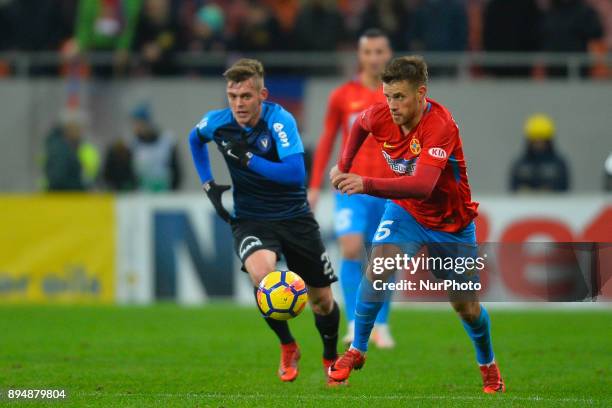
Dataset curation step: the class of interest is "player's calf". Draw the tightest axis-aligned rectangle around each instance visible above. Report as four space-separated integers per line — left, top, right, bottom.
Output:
309 288 340 367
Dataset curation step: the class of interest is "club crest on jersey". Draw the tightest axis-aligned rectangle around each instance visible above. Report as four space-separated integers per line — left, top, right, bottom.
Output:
382 150 417 175
256 134 272 152
428 147 447 159
410 138 421 154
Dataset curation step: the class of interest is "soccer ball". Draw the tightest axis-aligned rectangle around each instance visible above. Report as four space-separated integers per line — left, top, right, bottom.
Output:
256 271 308 320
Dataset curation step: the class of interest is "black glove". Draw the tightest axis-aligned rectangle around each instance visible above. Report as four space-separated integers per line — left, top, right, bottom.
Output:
221 138 253 167
203 181 232 223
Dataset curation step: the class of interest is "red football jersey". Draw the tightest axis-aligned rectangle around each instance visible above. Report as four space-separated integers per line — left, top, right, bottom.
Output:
309 79 393 189
358 99 479 232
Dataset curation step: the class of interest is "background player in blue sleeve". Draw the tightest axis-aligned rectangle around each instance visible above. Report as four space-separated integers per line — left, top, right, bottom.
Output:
189 58 343 385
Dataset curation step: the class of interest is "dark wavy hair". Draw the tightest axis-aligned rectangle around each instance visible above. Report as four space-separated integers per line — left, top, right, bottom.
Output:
381 56 428 88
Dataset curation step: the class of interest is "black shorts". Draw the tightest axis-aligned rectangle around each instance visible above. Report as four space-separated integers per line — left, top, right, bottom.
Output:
231 214 337 288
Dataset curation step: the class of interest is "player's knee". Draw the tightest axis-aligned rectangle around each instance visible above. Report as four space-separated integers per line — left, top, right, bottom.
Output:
452 301 480 322
339 235 363 260
244 251 277 285
341 245 362 260
365 267 377 282
311 299 334 315
247 264 273 286
248 271 267 286
366 262 393 283
308 289 334 315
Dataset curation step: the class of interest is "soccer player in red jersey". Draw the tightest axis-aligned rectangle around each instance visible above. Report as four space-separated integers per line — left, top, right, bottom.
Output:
309 29 396 348
327 56 505 393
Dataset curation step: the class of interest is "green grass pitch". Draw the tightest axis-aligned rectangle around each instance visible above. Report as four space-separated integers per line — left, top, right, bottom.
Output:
0 304 610 407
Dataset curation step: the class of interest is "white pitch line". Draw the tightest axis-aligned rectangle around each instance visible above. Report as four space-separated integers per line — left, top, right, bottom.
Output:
75 392 598 404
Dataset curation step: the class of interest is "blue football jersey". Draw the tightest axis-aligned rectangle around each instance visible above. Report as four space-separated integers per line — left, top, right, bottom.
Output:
194 102 309 220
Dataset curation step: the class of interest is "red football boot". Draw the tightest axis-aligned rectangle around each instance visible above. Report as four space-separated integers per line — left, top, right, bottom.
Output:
480 362 506 393
327 348 366 382
323 357 347 386
278 342 300 382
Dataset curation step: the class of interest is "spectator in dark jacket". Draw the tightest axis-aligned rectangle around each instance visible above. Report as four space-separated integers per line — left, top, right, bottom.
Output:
410 0 468 51
229 1 284 51
44 109 100 191
45 127 83 191
482 0 542 77
2 0 76 75
3 0 76 52
103 140 137 191
541 0 603 52
541 0 603 77
358 0 413 50
293 0 346 51
510 114 570 192
133 0 180 76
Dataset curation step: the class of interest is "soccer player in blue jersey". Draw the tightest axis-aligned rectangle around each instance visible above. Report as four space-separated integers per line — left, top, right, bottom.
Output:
189 58 342 385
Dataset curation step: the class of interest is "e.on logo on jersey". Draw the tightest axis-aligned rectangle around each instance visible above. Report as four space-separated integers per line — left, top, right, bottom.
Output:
273 123 290 148
197 117 208 130
428 147 447 159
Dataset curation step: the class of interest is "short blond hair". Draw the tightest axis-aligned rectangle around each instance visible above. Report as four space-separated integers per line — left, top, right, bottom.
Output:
223 58 264 89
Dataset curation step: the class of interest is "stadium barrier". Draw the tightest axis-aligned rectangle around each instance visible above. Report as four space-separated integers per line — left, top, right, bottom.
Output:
0 194 115 303
1 194 610 304
3 51 612 80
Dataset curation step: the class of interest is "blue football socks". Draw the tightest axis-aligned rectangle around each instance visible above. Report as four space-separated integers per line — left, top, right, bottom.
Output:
340 259 362 323
351 277 387 352
461 305 495 365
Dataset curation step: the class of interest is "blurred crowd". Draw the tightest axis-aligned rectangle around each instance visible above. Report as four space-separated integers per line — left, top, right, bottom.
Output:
0 0 610 77
42 104 612 194
43 104 182 193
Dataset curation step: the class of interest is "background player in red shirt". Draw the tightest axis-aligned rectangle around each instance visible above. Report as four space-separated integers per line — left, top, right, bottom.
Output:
327 56 505 393
308 29 396 348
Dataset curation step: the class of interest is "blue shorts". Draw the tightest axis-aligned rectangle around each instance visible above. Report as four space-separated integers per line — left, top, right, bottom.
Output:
334 192 387 241
372 201 479 282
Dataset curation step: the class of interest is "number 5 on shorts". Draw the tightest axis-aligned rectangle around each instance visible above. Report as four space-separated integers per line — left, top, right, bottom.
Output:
374 220 394 241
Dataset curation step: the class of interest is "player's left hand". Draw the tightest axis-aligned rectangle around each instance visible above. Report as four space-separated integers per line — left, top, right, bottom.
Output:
333 173 364 195
222 139 253 167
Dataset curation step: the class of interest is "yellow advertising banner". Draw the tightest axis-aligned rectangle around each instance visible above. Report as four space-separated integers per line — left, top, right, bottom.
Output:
0 194 115 303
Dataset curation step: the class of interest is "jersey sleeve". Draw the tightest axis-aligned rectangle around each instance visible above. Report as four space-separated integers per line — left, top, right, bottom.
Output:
309 88 343 189
193 113 214 142
356 102 389 134
418 115 458 169
269 106 304 159
356 105 375 133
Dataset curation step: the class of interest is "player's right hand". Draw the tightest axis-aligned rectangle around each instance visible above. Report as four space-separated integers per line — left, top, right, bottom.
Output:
329 165 343 189
203 181 232 223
